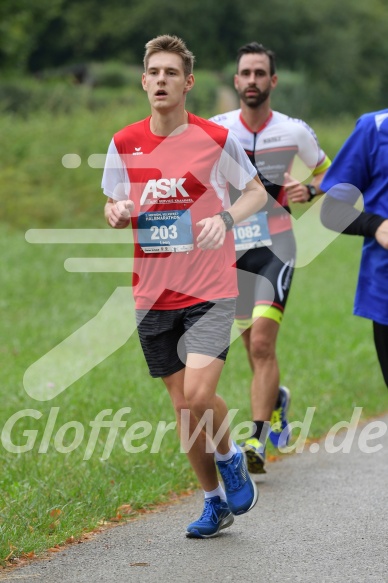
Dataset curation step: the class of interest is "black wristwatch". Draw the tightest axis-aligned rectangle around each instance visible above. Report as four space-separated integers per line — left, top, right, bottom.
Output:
216 211 235 231
306 184 317 202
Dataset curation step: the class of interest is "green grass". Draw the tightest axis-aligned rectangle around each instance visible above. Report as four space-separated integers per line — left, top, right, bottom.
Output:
0 226 197 560
1 105 388 562
1 215 388 562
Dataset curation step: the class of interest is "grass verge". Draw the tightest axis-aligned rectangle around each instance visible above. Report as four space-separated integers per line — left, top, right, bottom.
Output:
1 224 387 563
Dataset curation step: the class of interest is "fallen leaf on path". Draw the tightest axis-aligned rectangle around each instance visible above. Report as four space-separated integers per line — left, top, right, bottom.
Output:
22 551 36 559
117 504 133 515
267 454 281 463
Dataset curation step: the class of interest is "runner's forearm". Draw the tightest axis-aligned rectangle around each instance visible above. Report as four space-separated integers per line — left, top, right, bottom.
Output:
228 177 267 225
320 195 385 237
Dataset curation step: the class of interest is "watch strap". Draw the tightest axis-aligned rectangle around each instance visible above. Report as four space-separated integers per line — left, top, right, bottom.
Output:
216 211 235 231
306 184 317 202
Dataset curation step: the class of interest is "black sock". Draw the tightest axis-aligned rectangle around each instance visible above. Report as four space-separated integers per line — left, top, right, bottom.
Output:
252 421 270 442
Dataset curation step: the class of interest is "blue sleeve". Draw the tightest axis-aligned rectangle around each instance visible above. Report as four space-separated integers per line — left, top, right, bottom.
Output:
321 115 373 204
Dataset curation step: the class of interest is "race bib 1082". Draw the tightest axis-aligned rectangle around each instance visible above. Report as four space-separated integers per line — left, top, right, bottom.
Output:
233 212 272 250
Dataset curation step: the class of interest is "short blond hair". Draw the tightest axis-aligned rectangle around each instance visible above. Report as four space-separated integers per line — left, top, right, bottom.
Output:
143 35 195 77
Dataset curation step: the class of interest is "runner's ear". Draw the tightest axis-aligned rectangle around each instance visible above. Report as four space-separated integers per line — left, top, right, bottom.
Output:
184 74 195 94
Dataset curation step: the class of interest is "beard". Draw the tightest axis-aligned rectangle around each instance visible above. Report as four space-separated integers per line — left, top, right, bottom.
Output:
239 85 271 108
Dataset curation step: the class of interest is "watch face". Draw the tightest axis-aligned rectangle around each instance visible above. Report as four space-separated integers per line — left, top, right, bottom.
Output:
220 211 234 231
225 215 234 230
308 185 317 196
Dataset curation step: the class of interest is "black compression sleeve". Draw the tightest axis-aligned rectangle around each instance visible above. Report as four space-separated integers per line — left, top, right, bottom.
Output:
320 195 386 237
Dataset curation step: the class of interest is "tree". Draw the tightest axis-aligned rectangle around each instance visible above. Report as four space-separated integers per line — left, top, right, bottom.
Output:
0 0 64 72
2 0 388 117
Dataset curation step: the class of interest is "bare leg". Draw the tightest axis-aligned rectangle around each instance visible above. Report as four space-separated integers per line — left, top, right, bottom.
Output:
184 353 233 455
163 366 220 492
241 316 280 422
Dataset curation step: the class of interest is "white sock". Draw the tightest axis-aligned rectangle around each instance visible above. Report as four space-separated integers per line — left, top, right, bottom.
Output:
214 441 239 462
204 482 226 501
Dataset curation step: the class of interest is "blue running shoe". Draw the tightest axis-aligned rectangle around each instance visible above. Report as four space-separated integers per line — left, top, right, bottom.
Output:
241 438 266 474
269 386 291 448
186 496 234 538
216 447 258 515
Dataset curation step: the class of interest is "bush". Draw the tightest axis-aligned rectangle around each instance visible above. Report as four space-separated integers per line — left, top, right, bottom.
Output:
0 66 225 119
89 62 143 89
186 70 220 117
0 76 144 116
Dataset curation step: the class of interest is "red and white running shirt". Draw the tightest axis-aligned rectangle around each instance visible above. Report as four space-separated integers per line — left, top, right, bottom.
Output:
102 113 256 310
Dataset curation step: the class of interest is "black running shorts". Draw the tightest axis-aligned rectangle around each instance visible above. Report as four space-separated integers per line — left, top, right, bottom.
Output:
235 230 296 329
136 298 236 378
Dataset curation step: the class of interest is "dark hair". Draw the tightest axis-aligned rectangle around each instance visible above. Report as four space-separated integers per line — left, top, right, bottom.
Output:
144 35 195 77
236 42 276 76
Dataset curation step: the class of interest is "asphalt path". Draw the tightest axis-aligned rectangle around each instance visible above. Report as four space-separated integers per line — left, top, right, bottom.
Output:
2 415 388 583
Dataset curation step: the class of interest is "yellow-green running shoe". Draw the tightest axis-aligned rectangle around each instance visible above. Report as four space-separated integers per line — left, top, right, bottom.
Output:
241 438 266 474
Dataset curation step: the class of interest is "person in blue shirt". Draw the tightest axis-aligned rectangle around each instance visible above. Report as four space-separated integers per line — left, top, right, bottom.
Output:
320 110 388 387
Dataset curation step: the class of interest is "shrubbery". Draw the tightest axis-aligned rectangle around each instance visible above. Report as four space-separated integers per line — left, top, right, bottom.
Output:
0 73 143 117
0 63 222 118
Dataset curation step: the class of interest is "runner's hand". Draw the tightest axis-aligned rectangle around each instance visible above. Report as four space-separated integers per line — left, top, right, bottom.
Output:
108 200 134 229
376 219 388 249
284 172 310 203
196 215 226 250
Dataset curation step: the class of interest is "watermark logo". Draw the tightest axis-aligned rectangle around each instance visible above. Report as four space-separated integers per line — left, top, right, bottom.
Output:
278 407 387 455
1 406 386 459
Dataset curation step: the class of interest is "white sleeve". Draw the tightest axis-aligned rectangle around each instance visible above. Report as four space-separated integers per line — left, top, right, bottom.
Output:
292 119 327 169
218 131 257 190
101 139 130 201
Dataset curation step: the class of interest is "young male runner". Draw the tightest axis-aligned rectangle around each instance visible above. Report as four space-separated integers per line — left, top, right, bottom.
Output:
210 42 331 472
102 35 268 538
